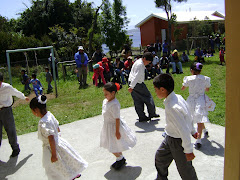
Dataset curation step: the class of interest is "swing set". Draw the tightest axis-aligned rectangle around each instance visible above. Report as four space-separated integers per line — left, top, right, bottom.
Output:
6 46 58 97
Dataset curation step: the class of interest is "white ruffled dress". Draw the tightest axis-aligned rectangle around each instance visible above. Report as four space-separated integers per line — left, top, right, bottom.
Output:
100 98 137 153
38 111 88 180
182 75 211 123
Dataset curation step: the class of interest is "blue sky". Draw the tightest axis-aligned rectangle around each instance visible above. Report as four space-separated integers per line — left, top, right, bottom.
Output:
0 0 225 29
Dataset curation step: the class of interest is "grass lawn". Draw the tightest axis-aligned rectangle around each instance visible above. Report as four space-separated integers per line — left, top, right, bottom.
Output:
2 52 225 138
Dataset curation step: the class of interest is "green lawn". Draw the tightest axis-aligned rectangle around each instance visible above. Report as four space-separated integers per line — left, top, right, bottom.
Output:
3 53 225 138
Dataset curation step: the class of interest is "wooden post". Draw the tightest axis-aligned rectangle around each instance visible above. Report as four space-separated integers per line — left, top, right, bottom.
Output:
224 0 240 179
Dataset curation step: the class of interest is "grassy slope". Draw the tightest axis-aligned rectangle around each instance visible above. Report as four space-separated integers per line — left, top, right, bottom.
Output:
3 53 225 138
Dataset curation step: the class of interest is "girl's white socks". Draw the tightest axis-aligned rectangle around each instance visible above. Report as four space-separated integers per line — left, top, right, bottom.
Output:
116 155 124 161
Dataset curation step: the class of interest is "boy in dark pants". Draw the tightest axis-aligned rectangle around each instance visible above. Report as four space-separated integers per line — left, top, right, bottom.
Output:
128 52 159 122
153 74 198 180
21 69 31 92
45 67 53 93
0 73 29 157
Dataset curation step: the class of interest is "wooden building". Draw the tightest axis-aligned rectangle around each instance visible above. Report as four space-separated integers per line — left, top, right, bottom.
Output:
135 11 225 47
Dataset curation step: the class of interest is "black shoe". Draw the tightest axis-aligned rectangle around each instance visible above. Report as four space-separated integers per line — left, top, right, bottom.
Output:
10 148 20 158
149 114 160 119
114 158 126 170
139 117 150 122
195 143 202 149
111 161 118 168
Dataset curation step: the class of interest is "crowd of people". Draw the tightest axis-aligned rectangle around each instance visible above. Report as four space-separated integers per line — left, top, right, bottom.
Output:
73 44 194 88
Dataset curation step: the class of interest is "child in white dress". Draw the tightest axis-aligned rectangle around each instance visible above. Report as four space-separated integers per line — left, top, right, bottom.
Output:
30 95 88 180
181 62 211 149
100 82 137 170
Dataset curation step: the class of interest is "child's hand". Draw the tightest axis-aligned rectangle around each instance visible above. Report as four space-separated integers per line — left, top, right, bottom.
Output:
192 132 199 139
116 131 121 140
128 88 133 93
185 153 195 161
51 155 58 163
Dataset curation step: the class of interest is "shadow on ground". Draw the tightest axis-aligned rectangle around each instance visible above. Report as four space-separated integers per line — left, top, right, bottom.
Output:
104 165 142 180
196 136 224 157
135 119 164 133
0 154 33 180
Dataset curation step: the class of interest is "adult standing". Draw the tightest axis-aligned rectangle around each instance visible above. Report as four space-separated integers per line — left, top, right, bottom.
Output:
75 46 89 87
162 40 169 56
215 34 221 51
48 53 58 79
128 52 159 122
90 48 104 72
0 73 29 157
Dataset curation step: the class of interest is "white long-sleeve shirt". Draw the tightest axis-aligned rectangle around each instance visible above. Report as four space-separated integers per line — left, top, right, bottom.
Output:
0 82 26 108
128 59 145 89
164 91 196 153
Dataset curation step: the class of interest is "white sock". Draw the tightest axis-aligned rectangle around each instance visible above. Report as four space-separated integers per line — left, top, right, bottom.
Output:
116 155 124 161
195 139 202 144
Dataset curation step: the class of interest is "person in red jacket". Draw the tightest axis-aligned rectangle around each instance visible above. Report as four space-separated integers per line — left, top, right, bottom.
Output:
92 64 106 87
98 57 111 82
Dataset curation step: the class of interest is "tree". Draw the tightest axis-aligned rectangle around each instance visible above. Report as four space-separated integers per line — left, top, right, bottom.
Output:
88 1 105 59
155 0 187 50
100 0 129 55
17 0 73 38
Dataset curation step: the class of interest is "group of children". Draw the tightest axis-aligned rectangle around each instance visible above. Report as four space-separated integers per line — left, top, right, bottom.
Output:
194 46 226 65
26 49 214 179
21 67 53 96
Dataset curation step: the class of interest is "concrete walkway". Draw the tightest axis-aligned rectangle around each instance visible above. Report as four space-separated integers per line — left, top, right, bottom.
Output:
0 107 225 180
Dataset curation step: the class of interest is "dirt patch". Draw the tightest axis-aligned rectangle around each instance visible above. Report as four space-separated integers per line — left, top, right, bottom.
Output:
13 93 56 107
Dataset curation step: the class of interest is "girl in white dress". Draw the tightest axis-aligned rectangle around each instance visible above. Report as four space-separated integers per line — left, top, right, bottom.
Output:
100 82 137 170
181 62 211 149
30 95 88 180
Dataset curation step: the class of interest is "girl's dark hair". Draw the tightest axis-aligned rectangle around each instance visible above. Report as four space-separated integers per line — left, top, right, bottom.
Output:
190 62 203 75
153 74 174 94
30 95 47 115
32 73 37 79
103 82 122 93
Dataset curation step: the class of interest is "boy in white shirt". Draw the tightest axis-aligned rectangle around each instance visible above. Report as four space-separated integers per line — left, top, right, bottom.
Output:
128 52 159 122
0 73 29 157
153 74 198 180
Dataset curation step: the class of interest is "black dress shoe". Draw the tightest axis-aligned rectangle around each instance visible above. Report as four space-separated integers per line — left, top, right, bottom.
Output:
195 143 202 149
149 114 160 118
114 158 126 170
111 161 118 168
139 117 150 122
10 148 20 158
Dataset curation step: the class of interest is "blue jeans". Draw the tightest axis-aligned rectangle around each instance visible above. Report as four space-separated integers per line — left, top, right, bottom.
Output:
33 87 43 96
115 69 126 84
171 62 183 73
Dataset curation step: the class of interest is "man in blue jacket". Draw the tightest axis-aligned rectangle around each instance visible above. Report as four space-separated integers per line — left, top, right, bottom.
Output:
75 46 89 86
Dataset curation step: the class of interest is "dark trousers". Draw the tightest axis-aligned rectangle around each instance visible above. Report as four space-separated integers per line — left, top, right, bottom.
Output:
78 66 88 85
155 135 198 180
0 107 19 151
130 83 156 119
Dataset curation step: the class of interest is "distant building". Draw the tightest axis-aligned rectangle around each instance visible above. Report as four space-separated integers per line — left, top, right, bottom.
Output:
135 11 225 47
